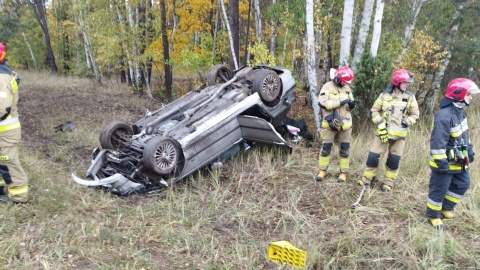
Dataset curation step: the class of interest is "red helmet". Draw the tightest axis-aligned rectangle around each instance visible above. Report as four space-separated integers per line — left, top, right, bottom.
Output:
391 69 414 86
0 43 6 63
333 66 354 85
445 78 480 102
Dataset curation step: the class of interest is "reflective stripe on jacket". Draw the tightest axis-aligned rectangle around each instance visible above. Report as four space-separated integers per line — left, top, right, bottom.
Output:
429 101 474 173
318 81 354 131
0 64 20 134
371 88 419 139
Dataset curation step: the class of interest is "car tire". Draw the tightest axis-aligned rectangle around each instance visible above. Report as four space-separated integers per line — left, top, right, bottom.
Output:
143 137 181 175
253 70 282 107
207 64 233 86
99 121 134 150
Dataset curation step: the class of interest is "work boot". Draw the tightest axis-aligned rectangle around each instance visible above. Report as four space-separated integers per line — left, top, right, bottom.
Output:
337 173 347 183
315 170 327 182
441 210 455 219
429 218 445 230
357 177 369 186
381 184 392 192
0 195 11 203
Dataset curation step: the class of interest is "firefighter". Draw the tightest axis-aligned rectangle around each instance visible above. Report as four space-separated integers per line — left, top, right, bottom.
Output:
0 42 29 203
426 78 479 229
358 69 419 191
315 66 355 183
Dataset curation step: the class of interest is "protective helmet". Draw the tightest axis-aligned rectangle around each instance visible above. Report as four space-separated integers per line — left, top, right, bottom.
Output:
445 78 480 102
0 43 6 63
333 66 354 85
391 69 414 86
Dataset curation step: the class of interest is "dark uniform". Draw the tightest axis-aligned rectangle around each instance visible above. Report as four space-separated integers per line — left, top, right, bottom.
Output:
426 99 474 219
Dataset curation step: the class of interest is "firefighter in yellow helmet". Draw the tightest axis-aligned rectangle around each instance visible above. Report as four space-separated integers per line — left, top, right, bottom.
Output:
426 78 479 230
358 69 419 191
315 66 355 183
0 42 29 203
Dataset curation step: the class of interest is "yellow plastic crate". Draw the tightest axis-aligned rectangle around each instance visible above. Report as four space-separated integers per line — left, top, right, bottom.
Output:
267 240 307 269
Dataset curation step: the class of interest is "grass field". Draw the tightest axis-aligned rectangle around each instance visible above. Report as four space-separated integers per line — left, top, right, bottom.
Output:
1 71 479 269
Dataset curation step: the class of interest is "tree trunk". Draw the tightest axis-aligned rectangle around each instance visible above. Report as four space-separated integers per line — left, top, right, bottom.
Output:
370 0 384 57
220 0 238 69
422 2 464 115
400 0 428 56
339 0 354 66
116 5 135 86
244 0 252 66
22 31 37 69
254 0 262 42
306 0 321 134
160 0 172 101
32 0 58 73
269 0 277 59
351 0 374 69
229 0 240 70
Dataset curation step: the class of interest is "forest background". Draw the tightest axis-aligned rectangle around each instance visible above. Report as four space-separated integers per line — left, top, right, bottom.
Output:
2 0 480 128
1 0 480 269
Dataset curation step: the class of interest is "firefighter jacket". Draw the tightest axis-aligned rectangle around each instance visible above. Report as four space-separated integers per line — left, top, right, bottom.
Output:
318 81 354 131
371 87 419 140
429 98 475 173
0 63 21 146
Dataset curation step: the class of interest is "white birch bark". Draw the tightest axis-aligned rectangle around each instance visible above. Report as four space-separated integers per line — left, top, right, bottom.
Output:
116 5 134 85
254 0 262 42
339 0 354 66
126 0 141 88
370 0 384 57
281 28 288 66
351 0 374 69
400 0 428 56
219 0 238 69
269 0 276 58
22 31 37 69
306 0 321 134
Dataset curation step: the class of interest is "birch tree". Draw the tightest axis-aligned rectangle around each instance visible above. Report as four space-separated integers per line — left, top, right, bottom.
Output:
254 0 262 42
339 0 354 65
219 0 238 69
306 0 321 133
370 0 384 57
422 1 465 115
351 0 374 69
400 0 429 56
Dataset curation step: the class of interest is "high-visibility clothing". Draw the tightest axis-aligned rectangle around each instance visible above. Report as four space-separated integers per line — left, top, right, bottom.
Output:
317 81 354 174
361 87 419 188
426 98 475 219
0 63 28 203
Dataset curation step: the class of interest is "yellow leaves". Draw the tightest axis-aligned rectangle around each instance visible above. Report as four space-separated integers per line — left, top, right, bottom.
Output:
248 42 277 66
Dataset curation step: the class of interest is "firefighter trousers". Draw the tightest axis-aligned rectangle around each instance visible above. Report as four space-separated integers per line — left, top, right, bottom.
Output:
426 170 470 218
362 136 405 187
0 144 29 202
318 127 351 174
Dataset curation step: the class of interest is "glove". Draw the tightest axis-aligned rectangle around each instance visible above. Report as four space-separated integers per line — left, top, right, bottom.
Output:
340 99 349 106
377 121 388 143
348 100 356 110
468 153 475 163
401 120 409 128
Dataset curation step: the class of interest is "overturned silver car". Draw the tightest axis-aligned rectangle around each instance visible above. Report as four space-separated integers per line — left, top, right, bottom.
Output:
72 65 297 195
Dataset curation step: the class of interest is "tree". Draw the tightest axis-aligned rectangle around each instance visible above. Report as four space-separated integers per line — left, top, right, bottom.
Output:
339 0 354 65
160 0 172 100
351 0 374 70
370 0 384 57
229 0 239 70
32 0 57 73
306 0 321 134
422 1 465 115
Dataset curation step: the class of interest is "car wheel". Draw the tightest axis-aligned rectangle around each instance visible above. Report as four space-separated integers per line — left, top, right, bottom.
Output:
253 70 282 107
143 137 181 175
99 121 134 150
207 64 233 86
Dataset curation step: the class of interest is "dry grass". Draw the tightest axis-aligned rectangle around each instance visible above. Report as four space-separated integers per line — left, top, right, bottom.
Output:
1 71 479 269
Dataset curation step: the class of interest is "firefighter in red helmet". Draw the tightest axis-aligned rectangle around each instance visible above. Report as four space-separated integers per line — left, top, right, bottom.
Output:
358 69 420 191
315 66 356 183
426 78 479 229
0 42 29 203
